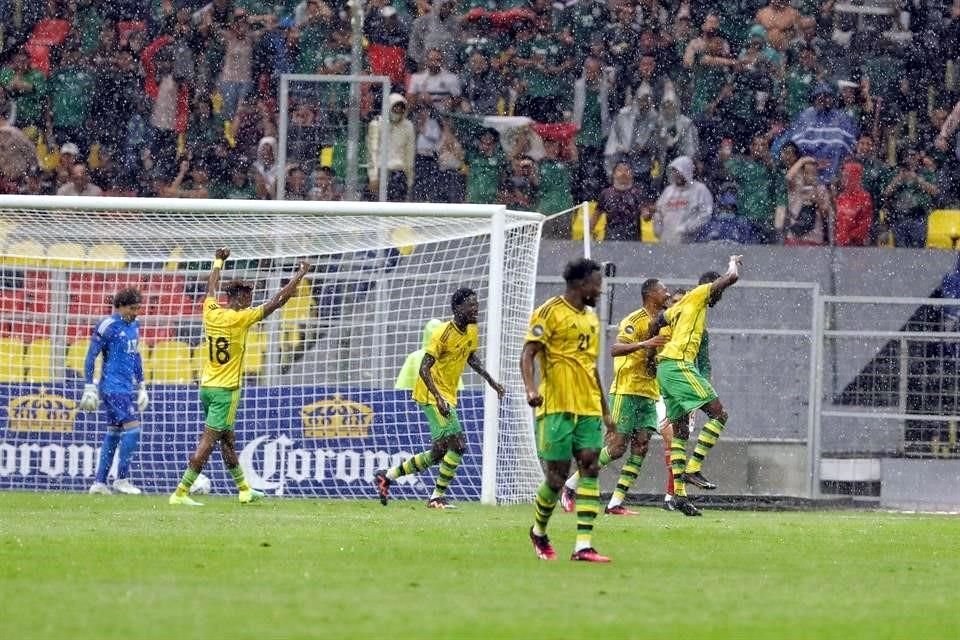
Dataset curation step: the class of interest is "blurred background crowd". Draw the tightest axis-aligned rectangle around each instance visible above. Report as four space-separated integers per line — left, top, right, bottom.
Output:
1 0 959 246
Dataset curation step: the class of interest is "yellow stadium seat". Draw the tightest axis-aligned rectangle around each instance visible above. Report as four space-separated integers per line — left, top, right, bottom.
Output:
88 242 127 268
281 296 314 353
641 216 659 243
4 239 45 267
46 242 87 268
66 340 101 380
26 338 54 384
0 338 26 383
243 330 266 377
149 340 193 384
570 202 606 241
926 210 960 249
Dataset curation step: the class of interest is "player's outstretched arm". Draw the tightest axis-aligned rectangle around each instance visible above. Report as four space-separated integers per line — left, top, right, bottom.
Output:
610 335 668 357
709 254 743 297
418 354 450 416
594 368 615 431
468 352 505 399
520 341 543 407
205 247 230 298
261 260 312 319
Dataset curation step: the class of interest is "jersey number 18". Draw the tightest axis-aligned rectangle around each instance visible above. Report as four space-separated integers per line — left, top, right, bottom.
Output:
207 336 231 364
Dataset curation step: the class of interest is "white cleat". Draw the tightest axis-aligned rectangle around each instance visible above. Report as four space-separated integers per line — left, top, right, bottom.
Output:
112 479 142 495
89 482 112 495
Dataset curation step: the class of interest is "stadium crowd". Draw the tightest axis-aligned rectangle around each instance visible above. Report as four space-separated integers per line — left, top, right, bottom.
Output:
1 0 960 246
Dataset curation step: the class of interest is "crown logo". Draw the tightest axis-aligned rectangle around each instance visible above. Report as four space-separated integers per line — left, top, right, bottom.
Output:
7 388 77 432
301 395 373 439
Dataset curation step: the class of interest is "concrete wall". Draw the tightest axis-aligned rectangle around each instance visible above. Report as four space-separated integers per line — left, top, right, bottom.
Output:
880 459 960 511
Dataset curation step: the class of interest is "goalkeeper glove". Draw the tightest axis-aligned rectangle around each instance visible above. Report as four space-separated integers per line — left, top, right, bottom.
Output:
136 383 149 412
79 384 100 411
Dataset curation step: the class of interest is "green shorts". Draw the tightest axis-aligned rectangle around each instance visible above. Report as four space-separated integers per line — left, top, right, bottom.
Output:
656 359 717 422
609 393 659 435
535 413 603 461
420 403 463 441
200 387 241 431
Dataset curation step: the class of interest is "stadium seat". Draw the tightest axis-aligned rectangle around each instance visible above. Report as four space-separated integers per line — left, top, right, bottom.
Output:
243 330 267 377
0 338 26 383
140 325 174 346
66 340 100 379
281 295 314 351
641 217 659 244
192 342 206 381
5 239 45 266
66 324 92 345
149 340 193 384
88 243 127 268
25 338 54 384
46 242 87 268
926 210 960 250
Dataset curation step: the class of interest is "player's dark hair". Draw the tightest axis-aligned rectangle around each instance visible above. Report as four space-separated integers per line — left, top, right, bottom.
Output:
112 287 142 308
563 258 602 286
224 279 254 298
451 287 476 310
699 271 721 285
641 278 662 301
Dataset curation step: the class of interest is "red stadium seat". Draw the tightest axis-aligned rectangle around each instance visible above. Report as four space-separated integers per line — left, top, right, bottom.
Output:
66 324 91 345
140 325 173 346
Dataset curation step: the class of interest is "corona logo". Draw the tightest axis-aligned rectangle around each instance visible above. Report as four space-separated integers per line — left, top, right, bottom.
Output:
301 395 373 439
7 389 77 433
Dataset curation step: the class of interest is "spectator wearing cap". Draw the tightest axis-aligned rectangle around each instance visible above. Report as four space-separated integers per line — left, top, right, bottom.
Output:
653 155 713 244
837 78 873 134
786 82 858 185
57 163 103 197
367 93 416 201
0 50 46 129
573 56 613 202
56 143 82 189
408 0 461 70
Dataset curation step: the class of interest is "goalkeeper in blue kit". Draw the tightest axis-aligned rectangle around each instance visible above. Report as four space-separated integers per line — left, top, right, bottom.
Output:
79 288 150 495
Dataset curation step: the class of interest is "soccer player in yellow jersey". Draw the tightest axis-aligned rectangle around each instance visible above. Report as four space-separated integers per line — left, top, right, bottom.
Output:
522 258 616 563
561 278 670 515
374 288 504 509
648 255 742 516
169 248 311 506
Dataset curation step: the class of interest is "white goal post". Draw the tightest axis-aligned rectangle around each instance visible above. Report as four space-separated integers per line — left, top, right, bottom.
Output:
0 195 544 505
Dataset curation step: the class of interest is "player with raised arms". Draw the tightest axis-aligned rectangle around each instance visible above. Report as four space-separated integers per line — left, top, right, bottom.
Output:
648 256 742 516
560 278 670 515
522 258 616 563
80 288 150 495
375 288 505 509
169 248 311 506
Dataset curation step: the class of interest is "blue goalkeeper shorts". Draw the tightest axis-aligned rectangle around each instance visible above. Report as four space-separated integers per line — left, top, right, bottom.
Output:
102 393 138 427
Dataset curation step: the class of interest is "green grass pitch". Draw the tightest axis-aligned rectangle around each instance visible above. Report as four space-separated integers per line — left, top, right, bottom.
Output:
1 492 958 639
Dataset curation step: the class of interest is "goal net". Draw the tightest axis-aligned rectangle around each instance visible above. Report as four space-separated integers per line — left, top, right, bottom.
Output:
0 196 543 504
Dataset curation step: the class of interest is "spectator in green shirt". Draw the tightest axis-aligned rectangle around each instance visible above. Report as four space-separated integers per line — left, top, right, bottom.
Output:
48 46 97 155
723 132 777 242
0 50 46 129
465 128 504 204
881 147 939 248
538 138 575 236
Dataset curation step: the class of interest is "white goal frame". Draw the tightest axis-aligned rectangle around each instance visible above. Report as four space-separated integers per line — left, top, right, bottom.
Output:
0 195 544 505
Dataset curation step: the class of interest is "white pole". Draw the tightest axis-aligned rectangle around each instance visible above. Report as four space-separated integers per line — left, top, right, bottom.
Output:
378 78 390 203
809 291 825 499
580 201 591 259
480 208 506 505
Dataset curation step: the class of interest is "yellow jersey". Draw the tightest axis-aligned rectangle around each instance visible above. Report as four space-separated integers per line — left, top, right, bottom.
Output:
201 297 264 389
609 308 658 399
658 283 711 363
525 296 601 417
412 320 478 406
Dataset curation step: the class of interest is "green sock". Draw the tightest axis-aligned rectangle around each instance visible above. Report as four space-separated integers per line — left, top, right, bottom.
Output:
611 454 644 505
175 468 199 496
671 438 688 497
598 446 612 468
228 465 249 491
575 476 600 551
388 451 434 480
432 451 462 498
687 419 725 473
532 483 559 535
